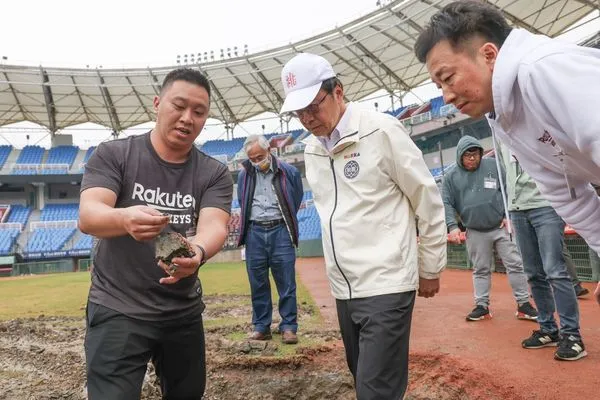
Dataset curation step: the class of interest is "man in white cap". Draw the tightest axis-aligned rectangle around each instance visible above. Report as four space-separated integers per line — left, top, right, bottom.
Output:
279 52 447 399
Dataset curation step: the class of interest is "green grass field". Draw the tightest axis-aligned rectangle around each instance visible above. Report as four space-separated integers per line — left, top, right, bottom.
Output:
0 262 323 343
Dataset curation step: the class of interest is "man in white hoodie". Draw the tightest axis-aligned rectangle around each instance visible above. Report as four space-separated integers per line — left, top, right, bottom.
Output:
279 52 447 399
414 2 600 316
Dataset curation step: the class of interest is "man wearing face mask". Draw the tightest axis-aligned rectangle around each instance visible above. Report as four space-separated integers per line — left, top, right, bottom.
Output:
237 134 304 344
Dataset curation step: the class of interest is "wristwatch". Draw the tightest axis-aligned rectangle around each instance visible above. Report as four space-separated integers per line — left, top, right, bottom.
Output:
194 244 207 268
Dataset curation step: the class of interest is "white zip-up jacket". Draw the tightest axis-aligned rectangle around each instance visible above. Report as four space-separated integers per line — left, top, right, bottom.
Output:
303 103 447 300
487 29 600 254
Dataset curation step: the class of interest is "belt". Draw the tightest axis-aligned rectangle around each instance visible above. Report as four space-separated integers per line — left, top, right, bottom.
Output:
251 218 284 228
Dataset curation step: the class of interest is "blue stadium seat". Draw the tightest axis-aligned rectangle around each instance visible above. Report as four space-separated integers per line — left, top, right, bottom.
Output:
429 96 445 118
25 227 76 253
43 145 79 174
0 145 12 169
72 233 93 251
302 191 313 201
289 129 305 140
5 205 32 225
83 147 96 163
384 106 407 118
40 204 79 221
15 145 45 164
200 137 245 158
297 205 321 240
0 228 20 255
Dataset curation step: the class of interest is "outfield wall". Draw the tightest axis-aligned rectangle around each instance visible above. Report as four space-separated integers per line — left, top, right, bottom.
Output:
5 236 599 281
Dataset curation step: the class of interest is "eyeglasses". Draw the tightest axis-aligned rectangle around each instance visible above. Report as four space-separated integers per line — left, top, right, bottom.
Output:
292 93 329 118
462 150 481 160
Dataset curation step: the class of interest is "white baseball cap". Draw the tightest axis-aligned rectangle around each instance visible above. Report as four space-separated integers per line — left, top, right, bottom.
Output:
279 53 336 114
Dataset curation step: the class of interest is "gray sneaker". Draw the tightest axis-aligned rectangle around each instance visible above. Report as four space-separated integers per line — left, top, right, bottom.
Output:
522 330 559 349
554 335 587 361
516 302 538 321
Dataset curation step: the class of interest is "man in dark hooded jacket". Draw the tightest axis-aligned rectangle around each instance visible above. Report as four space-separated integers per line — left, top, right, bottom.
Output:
443 135 537 322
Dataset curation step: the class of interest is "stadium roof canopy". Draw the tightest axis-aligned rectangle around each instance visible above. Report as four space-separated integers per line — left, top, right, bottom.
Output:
0 0 598 133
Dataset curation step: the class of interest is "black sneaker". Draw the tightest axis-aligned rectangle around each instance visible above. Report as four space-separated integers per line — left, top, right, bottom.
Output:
466 305 492 321
574 284 590 297
522 330 559 349
554 335 588 361
516 302 538 321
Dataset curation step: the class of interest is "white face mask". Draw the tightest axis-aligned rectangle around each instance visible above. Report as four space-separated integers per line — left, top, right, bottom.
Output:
251 154 271 172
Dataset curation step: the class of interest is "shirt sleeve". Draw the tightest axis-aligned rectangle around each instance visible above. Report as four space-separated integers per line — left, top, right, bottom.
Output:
520 52 600 254
292 167 304 212
442 177 458 231
383 119 447 279
522 51 600 169
199 163 234 214
80 142 123 196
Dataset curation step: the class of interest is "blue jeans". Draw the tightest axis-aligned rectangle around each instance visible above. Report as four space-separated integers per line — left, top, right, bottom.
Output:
245 222 298 333
511 206 581 337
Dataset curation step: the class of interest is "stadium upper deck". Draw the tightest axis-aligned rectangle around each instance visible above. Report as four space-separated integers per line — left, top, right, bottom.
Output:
0 0 595 132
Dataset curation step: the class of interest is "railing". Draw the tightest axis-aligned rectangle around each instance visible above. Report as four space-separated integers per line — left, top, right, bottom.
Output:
0 222 23 231
29 220 78 232
284 143 306 154
11 163 71 174
409 111 432 125
0 204 9 223
211 154 229 165
440 104 459 117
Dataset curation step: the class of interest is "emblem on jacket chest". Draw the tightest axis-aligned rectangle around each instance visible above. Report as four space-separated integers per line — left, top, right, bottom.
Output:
344 160 360 179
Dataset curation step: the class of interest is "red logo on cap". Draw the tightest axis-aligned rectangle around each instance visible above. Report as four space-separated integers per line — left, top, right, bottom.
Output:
286 72 297 89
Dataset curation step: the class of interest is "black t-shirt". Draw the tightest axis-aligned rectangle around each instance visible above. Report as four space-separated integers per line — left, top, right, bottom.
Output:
81 132 233 321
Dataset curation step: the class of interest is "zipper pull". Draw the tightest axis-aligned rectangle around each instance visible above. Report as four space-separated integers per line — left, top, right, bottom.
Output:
555 151 576 200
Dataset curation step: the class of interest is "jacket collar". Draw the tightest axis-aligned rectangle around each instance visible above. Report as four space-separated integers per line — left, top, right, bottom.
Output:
303 102 361 155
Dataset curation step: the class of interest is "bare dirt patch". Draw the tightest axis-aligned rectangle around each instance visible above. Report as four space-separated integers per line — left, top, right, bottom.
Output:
0 295 526 400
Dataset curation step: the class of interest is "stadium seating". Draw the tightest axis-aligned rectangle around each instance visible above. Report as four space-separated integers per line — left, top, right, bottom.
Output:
298 205 321 240
5 205 32 225
0 228 20 255
289 129 305 140
15 145 45 164
12 145 45 174
385 106 407 118
429 96 445 118
44 145 79 174
0 145 12 169
25 227 76 254
40 204 79 221
83 147 96 163
72 233 93 251
200 137 245 158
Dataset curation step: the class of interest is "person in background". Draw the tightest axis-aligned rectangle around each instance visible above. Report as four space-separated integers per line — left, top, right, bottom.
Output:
443 135 537 322
237 134 303 345
497 143 586 361
562 245 589 298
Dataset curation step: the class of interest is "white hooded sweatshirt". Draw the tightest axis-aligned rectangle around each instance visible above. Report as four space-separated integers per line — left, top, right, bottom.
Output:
486 28 600 254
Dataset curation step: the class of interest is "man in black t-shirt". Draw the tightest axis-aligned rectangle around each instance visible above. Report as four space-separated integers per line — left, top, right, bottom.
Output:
79 68 233 399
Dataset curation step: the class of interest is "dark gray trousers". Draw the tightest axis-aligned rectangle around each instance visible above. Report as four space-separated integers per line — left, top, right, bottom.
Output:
336 291 416 400
85 302 206 400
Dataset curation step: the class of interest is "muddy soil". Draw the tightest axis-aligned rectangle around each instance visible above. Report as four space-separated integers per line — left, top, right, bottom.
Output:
0 295 524 400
